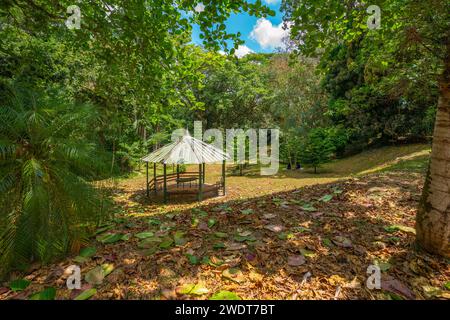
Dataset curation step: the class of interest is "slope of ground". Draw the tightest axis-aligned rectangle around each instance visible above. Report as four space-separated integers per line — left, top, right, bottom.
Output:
2 144 449 300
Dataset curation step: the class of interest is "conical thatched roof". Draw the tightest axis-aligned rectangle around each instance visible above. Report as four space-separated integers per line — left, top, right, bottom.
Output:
142 131 230 164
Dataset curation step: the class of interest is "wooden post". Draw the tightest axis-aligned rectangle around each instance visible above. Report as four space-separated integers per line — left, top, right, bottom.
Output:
163 164 167 204
222 160 226 195
176 164 180 185
198 163 203 201
202 163 206 184
153 163 157 194
146 162 149 197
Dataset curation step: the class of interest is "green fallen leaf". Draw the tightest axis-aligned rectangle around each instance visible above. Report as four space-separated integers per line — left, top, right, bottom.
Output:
292 226 311 233
240 209 254 215
174 231 187 246
94 224 115 235
141 246 159 256
214 232 228 238
191 217 200 227
176 283 209 296
213 204 232 213
322 238 333 248
192 208 208 217
210 290 241 300
319 194 333 202
208 218 217 228
384 225 416 234
97 233 124 244
135 231 154 239
148 218 161 226
301 203 317 212
73 256 89 264
444 282 450 290
159 237 174 249
374 259 392 272
74 288 97 300
79 247 96 258
213 242 225 250
202 256 223 267
186 254 199 265
29 287 56 300
9 279 30 292
138 237 161 249
102 263 114 277
300 249 316 258
278 232 295 240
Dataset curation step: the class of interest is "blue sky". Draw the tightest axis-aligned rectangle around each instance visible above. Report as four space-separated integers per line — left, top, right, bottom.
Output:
191 0 288 57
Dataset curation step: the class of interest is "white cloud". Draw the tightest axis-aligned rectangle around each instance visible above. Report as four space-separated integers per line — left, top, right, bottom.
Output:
263 0 281 4
234 45 254 58
250 18 291 50
194 3 205 13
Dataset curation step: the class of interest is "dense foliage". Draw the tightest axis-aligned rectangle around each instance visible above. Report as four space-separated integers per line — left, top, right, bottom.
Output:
0 0 448 275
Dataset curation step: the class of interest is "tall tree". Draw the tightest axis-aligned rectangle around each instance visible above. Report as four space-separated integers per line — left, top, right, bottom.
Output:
283 0 449 256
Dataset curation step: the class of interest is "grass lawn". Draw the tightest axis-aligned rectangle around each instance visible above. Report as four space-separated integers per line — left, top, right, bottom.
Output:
3 143 449 300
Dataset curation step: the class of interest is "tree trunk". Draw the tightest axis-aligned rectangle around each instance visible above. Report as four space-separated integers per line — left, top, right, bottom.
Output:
416 47 450 257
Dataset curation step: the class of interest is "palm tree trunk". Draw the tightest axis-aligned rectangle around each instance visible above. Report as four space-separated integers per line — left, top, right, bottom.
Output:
416 46 450 257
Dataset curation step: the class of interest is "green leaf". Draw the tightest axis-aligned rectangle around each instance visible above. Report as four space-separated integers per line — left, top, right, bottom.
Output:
176 283 209 296
278 232 294 240
384 225 416 234
192 208 208 217
319 194 333 202
97 233 123 244
191 217 200 227
135 231 154 239
29 287 56 300
300 249 316 258
214 232 228 238
174 231 186 246
240 209 254 215
322 238 333 247
74 288 97 300
79 247 96 258
9 279 31 292
213 204 232 213
213 242 225 250
444 282 450 290
94 224 115 235
148 218 161 226
186 254 199 265
374 259 391 272
301 203 317 212
292 226 311 233
101 263 115 277
138 237 161 249
210 290 241 300
73 256 89 264
208 218 217 228
159 237 174 249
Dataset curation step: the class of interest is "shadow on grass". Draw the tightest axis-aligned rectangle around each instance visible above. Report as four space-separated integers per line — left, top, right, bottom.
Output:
100 170 445 300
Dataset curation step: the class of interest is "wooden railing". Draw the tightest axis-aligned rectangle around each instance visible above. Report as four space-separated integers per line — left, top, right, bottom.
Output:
147 172 199 191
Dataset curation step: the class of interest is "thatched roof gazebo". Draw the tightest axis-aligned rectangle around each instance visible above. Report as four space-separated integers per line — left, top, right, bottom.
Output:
142 131 230 203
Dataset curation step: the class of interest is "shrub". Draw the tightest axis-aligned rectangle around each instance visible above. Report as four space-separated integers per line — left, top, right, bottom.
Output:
0 86 111 278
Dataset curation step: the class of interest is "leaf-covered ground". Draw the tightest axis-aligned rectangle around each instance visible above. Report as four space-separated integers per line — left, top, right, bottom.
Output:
1 145 449 300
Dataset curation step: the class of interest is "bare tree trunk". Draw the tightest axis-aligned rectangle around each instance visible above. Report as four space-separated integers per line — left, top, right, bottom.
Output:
416 47 450 257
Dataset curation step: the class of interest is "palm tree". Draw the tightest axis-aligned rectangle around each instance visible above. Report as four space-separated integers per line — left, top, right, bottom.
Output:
0 86 111 277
